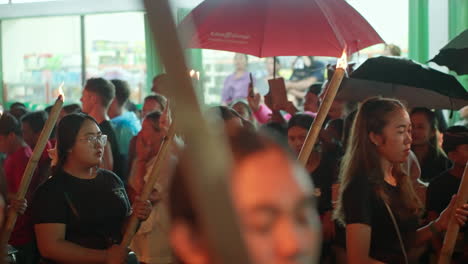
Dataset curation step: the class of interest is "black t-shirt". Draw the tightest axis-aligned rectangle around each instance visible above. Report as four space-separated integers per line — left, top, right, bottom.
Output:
427 170 460 214
427 170 467 233
310 152 338 215
32 169 131 252
343 175 419 264
99 120 125 183
419 148 451 183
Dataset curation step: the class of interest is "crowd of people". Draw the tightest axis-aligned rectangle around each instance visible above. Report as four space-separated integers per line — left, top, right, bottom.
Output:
0 50 467 264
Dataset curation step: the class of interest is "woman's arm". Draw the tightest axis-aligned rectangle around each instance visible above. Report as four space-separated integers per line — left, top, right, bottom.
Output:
415 195 468 246
346 223 384 264
35 223 125 264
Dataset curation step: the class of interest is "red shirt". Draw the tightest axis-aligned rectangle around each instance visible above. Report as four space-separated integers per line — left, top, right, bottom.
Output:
4 145 35 246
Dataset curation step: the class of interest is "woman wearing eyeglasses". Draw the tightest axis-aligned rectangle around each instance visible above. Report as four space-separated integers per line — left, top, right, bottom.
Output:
32 113 152 264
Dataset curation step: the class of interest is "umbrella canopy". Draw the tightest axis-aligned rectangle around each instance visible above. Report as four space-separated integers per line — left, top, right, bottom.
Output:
336 78 468 110
178 0 384 57
351 56 468 100
430 29 468 75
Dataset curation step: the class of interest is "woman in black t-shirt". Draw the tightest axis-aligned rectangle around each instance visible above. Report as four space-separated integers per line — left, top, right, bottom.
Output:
334 97 468 264
287 114 340 261
32 113 151 264
410 107 450 183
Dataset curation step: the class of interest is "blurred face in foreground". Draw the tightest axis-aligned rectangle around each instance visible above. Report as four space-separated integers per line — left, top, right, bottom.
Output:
231 148 321 264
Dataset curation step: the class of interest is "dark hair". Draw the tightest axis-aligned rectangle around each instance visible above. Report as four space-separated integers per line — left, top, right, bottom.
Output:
208 106 243 121
288 113 314 131
21 111 48 134
230 99 253 117
21 111 49 133
442 126 468 154
62 104 82 115
0 112 22 136
307 83 323 95
169 128 291 230
410 107 445 157
145 94 167 110
144 111 162 131
126 101 138 112
55 113 99 170
259 122 291 154
9 106 28 121
44 105 53 115
9 102 26 110
84 78 116 108
326 119 344 139
111 79 131 107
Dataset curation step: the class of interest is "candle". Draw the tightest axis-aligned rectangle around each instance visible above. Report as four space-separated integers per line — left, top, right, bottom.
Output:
298 50 347 165
1 88 64 243
120 122 176 247
438 162 468 264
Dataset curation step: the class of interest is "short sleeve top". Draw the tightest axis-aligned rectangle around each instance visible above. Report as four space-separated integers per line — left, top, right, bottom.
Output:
32 169 131 250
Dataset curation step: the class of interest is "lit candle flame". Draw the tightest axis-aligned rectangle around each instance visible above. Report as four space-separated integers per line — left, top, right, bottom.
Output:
337 50 348 70
189 69 195 78
58 82 65 101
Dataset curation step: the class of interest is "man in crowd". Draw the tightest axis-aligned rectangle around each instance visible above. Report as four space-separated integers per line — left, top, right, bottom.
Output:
0 113 37 264
108 79 141 180
80 78 124 182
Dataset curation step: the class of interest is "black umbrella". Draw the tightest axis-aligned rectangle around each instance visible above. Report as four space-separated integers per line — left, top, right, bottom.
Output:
430 29 468 75
351 56 468 101
336 77 468 110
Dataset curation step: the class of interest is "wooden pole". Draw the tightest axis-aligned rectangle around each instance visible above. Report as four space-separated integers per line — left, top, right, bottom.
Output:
438 162 468 264
120 122 176 247
298 57 346 166
1 94 63 243
144 0 252 263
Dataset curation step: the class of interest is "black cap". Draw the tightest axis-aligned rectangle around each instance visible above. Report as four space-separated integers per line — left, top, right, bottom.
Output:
442 126 468 153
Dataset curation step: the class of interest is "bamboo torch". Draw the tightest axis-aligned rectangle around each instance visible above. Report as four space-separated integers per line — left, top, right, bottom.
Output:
298 51 347 165
1 83 64 244
143 0 252 263
438 162 468 264
120 122 176 247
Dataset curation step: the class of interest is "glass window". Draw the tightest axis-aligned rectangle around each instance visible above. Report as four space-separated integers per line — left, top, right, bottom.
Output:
13 0 59 3
85 12 146 104
201 51 333 106
2 16 82 109
347 0 409 59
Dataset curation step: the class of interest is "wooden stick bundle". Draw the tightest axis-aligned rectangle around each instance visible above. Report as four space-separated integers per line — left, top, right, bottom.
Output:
298 64 346 166
1 94 63 244
143 0 252 263
438 162 468 264
120 122 176 247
